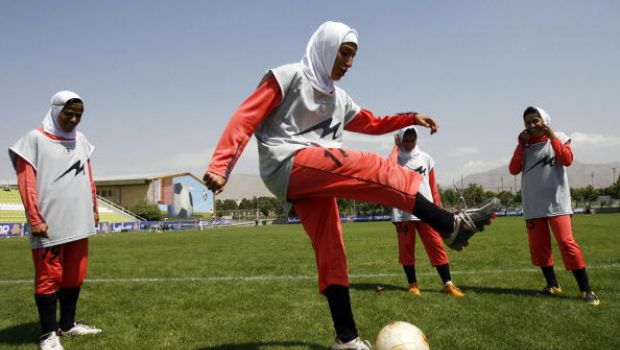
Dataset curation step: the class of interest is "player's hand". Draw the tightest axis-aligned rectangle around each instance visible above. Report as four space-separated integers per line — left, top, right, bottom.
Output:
203 172 227 195
30 223 49 238
539 124 556 139
394 134 401 146
414 114 438 135
94 212 99 226
518 129 530 146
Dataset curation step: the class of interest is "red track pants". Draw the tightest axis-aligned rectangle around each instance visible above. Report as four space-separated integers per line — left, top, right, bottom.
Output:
526 215 586 270
32 238 89 295
288 147 422 293
394 221 449 267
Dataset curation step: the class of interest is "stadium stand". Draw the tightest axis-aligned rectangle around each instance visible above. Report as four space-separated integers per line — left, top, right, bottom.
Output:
0 187 141 224
0 188 26 223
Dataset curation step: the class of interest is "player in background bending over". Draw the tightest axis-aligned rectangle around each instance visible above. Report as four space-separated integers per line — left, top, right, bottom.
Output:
9 91 102 350
203 21 500 349
389 126 464 297
509 106 599 305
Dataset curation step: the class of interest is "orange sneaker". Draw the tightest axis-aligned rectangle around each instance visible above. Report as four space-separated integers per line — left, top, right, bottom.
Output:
442 284 465 297
408 283 422 296
541 285 562 295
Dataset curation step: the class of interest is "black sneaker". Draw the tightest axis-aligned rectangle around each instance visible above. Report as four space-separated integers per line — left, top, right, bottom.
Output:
443 197 501 250
583 291 600 306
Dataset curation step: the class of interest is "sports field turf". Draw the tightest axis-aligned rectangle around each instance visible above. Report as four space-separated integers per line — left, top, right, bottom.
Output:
1 214 619 349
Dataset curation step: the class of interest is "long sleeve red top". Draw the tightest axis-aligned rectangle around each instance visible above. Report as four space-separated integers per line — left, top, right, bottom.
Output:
16 128 98 226
508 135 573 175
208 74 420 178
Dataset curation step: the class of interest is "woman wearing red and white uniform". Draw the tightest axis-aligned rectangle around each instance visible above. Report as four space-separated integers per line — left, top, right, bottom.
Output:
389 126 464 298
203 22 499 349
9 91 102 350
509 106 599 305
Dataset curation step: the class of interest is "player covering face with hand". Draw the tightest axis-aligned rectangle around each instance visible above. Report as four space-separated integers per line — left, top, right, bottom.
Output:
9 91 102 350
203 21 499 349
509 106 599 305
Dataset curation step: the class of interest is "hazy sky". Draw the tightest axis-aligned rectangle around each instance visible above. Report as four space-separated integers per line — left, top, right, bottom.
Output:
2 0 619 187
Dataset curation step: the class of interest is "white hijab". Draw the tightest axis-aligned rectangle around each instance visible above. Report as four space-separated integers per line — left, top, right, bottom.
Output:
523 106 551 125
42 90 83 139
301 21 358 95
528 106 570 142
396 126 421 164
528 106 551 125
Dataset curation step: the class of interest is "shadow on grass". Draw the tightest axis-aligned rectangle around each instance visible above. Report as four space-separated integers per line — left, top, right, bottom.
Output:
350 282 406 293
196 340 325 349
0 322 38 346
459 285 574 299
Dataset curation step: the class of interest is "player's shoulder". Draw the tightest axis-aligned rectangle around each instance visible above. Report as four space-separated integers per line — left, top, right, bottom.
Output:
334 85 351 99
268 63 303 93
15 129 44 145
76 131 95 150
419 150 436 169
24 129 42 139
270 63 303 81
416 149 433 160
76 131 89 140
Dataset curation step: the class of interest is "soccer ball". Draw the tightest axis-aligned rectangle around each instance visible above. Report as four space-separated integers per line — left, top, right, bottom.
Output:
374 321 430 350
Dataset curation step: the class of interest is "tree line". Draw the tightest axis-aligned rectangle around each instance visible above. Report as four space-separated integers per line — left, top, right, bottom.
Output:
215 178 620 219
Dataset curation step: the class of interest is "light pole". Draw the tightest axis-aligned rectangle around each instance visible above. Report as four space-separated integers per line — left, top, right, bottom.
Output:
514 175 518 193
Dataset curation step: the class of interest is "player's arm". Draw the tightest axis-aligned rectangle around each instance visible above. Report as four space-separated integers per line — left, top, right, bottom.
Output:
15 157 48 238
387 136 400 164
428 168 443 207
550 138 573 166
508 145 525 175
204 74 282 193
87 160 99 225
344 110 438 135
541 124 573 166
509 132 527 175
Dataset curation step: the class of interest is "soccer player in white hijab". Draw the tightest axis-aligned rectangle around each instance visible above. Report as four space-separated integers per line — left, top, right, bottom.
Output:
9 91 102 350
203 21 500 348
509 106 599 305
390 126 465 297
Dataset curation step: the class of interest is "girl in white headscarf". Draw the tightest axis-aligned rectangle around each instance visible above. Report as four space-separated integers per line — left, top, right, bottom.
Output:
389 126 465 298
9 91 101 350
42 90 83 139
509 106 599 305
203 21 498 348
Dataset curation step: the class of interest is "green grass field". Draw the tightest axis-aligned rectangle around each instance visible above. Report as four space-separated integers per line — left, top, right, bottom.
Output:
1 214 619 349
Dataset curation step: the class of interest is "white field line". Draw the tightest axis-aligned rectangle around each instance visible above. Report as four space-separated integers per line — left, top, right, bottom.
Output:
1 263 619 285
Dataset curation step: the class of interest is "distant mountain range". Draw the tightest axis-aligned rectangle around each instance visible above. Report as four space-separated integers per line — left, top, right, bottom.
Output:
449 160 620 192
216 174 273 201
218 161 620 201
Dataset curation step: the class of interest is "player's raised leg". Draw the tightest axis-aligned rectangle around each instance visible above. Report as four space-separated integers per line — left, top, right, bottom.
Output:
288 147 499 249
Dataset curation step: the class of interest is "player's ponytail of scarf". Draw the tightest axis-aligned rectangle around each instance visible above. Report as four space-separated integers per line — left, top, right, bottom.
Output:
42 90 83 140
301 21 358 95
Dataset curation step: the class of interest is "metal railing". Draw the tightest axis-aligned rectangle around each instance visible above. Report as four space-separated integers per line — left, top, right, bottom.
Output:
96 195 146 222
